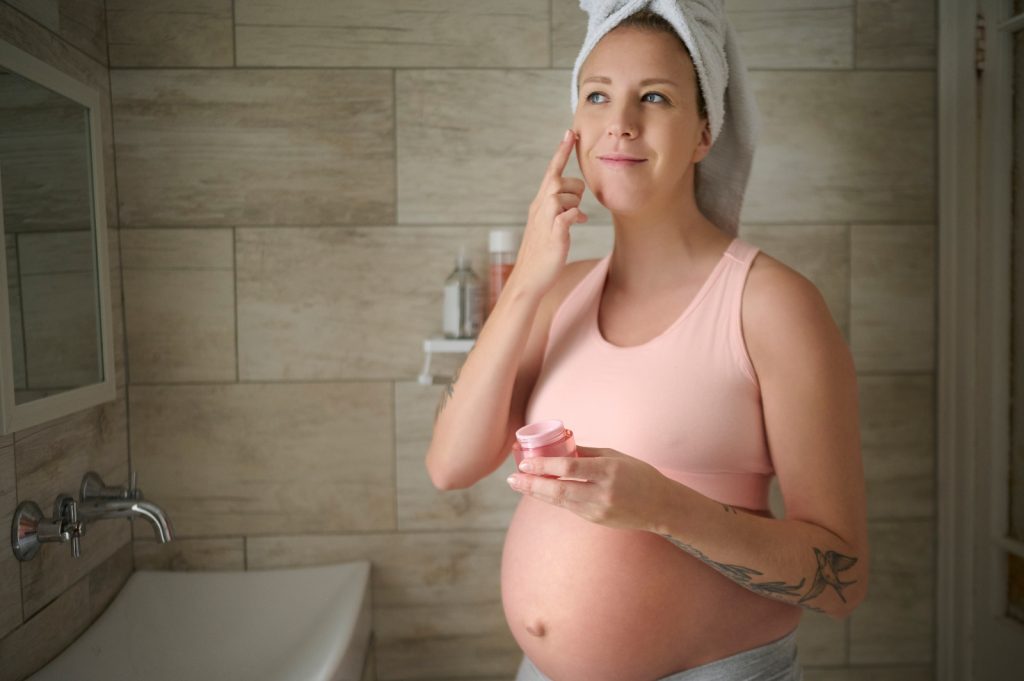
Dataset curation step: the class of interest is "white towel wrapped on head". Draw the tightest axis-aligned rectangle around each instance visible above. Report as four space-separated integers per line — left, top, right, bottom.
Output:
570 0 759 237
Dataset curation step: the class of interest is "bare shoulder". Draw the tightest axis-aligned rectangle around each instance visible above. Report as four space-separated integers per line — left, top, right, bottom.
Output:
741 251 850 381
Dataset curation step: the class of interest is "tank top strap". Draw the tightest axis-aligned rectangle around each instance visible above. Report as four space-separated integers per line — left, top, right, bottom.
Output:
720 236 762 387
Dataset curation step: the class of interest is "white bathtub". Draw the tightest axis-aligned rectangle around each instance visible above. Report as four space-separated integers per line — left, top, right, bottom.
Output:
27 561 373 681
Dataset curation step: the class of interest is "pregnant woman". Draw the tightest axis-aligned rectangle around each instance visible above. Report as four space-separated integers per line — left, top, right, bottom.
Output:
426 2 869 680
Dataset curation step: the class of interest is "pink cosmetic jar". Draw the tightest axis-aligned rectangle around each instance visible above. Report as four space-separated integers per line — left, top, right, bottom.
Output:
513 419 578 476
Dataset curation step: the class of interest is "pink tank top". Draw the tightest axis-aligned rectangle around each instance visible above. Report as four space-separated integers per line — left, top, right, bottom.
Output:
524 237 774 510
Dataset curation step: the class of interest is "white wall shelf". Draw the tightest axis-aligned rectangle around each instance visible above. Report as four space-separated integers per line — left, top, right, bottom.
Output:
418 337 475 385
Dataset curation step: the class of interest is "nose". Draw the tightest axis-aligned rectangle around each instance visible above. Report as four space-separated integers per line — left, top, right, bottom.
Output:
605 99 639 139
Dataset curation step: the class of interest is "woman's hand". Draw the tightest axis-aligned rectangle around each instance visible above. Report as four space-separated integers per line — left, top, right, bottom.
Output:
505 129 589 301
506 445 682 532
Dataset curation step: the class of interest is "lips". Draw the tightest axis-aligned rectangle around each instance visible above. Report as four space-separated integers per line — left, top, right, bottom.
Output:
599 154 647 168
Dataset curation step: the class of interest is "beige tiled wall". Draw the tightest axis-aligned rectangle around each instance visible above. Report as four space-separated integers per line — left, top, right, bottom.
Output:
0 3 133 680
104 1 936 680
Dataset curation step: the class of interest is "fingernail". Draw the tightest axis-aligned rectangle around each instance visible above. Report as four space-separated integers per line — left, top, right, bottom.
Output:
506 475 518 488
563 129 572 143
519 460 533 472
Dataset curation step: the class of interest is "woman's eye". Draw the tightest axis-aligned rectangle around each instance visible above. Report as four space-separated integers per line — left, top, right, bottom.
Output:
584 91 667 104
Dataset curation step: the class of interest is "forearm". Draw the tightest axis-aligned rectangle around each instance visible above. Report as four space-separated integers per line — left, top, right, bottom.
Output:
426 279 542 490
649 481 867 619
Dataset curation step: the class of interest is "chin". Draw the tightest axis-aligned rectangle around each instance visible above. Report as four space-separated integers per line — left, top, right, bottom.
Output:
590 181 655 215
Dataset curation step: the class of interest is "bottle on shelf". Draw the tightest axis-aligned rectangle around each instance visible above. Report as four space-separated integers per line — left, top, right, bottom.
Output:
487 229 519 318
442 245 483 339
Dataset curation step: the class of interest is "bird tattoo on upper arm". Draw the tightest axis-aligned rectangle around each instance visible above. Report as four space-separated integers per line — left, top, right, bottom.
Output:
799 547 858 604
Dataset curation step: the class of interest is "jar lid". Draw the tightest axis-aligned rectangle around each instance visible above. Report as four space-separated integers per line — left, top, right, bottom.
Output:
489 229 519 253
515 419 566 448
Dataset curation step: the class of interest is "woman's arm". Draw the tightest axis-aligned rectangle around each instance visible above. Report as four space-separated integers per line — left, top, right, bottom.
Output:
427 129 588 490
508 256 869 619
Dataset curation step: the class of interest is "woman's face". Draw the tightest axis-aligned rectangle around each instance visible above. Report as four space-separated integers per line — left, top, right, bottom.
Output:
573 26 711 215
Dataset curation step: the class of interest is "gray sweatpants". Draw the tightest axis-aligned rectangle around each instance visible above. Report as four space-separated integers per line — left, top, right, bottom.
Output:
514 627 802 681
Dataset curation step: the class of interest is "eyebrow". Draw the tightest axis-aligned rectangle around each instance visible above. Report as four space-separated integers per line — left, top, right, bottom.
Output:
581 76 679 87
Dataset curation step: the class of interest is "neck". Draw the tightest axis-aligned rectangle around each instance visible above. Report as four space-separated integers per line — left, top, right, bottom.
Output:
605 171 732 295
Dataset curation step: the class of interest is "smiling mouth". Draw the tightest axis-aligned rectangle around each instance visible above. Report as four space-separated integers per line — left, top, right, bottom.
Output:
599 157 647 167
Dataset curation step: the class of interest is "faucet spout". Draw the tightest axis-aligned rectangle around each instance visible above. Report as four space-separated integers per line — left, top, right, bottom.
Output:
78 499 174 542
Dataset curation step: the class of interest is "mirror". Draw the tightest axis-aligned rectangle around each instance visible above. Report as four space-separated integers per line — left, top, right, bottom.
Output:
0 39 115 434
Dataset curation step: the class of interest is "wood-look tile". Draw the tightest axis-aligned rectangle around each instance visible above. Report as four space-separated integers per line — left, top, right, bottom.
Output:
727 0 854 69
15 395 131 618
56 0 107 66
87 543 133 620
0 576 90 681
795 610 847 665
121 227 233 270
108 228 126 389
745 72 935 224
122 229 235 383
741 224 850 340
803 667 933 681
111 69 394 227
0 445 20 639
106 0 234 67
6 0 59 32
236 0 549 68
130 382 395 537
553 0 855 70
397 69 611 226
395 382 518 531
238 226 480 380
134 537 244 571
856 0 936 69
121 228 233 381
850 224 935 373
848 519 934 664
859 375 934 520
247 530 519 680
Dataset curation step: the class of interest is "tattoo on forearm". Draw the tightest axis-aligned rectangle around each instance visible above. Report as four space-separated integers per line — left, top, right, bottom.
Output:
434 363 463 422
658 533 857 614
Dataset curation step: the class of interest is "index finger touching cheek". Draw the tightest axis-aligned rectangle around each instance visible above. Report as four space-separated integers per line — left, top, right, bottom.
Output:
545 129 578 182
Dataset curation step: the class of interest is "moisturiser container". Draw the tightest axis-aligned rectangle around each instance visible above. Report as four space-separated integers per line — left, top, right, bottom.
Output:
513 419 578 475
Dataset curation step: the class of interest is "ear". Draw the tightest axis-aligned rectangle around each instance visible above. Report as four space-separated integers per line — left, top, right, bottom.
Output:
691 118 712 164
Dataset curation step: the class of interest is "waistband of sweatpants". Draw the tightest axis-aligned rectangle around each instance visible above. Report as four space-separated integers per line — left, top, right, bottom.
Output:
519 627 801 681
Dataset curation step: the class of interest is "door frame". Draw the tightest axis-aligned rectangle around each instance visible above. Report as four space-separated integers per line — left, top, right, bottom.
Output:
937 0 1023 679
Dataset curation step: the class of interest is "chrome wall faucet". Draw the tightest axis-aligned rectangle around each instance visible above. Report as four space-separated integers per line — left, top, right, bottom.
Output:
10 471 174 561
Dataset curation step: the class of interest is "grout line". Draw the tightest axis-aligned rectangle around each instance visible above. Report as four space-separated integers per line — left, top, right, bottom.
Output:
393 69 398 223
96 64 937 73
233 227 239 382
392 381 398 529
549 0 554 69
112 220 940 230
847 223 854 342
13 238 29 388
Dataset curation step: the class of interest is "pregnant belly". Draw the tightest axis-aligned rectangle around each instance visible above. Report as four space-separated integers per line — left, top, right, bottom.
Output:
501 496 803 681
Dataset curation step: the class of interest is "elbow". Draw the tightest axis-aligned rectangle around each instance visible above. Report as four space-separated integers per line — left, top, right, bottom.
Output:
425 450 471 491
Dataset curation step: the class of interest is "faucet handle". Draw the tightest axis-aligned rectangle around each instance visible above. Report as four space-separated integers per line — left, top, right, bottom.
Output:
81 471 139 501
54 495 82 559
127 470 142 500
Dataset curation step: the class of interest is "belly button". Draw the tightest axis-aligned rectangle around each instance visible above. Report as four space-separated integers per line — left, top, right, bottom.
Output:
525 620 547 637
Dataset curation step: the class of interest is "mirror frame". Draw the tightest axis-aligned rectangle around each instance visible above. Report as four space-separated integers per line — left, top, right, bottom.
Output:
0 39 115 434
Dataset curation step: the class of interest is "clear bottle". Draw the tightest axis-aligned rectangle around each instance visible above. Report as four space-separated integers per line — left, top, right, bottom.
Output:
487 229 518 318
442 246 483 339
